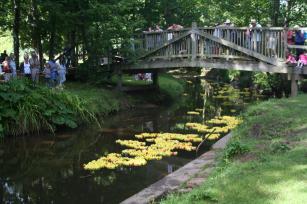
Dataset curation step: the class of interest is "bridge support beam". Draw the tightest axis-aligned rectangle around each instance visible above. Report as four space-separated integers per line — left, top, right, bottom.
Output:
152 70 159 90
290 73 299 97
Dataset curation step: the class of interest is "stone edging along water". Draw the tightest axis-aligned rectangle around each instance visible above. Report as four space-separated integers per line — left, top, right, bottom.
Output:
120 133 233 204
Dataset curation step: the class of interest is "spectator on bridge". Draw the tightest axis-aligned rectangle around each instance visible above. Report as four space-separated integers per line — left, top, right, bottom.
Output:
155 25 163 32
167 24 183 31
296 51 307 69
167 24 183 40
20 53 31 78
144 27 154 50
294 25 305 60
287 30 294 45
286 51 297 64
155 25 163 46
9 53 17 79
248 19 262 52
265 23 277 57
212 23 223 54
29 51 40 84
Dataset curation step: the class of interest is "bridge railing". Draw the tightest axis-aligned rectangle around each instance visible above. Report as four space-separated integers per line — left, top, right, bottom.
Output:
135 26 307 61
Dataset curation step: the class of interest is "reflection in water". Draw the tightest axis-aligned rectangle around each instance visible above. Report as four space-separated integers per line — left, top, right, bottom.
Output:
0 78 263 203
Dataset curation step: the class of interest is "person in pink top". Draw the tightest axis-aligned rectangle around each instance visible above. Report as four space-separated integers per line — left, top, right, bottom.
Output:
286 51 297 64
297 52 307 69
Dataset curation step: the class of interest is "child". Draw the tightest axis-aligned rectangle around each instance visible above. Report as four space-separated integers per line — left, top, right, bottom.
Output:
286 52 297 64
43 63 51 87
296 52 307 69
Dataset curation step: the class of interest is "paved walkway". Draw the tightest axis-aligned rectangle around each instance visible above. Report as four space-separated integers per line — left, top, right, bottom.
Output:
121 133 232 204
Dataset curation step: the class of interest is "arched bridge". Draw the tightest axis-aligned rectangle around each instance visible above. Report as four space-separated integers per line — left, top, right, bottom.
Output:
116 23 307 96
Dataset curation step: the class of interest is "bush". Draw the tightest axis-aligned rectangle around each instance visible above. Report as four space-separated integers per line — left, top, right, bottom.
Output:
223 140 250 161
270 141 291 153
0 79 96 137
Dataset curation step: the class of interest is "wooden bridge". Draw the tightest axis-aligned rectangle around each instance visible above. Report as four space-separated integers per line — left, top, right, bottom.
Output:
115 23 307 96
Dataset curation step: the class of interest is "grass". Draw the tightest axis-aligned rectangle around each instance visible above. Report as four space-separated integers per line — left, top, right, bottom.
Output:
66 73 185 113
65 82 125 116
161 94 307 204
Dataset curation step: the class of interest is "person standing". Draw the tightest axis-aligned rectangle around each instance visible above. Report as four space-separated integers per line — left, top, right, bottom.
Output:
43 63 51 87
266 23 277 57
2 57 11 82
9 53 17 78
0 50 8 63
294 25 305 60
29 51 40 84
58 58 66 87
48 60 58 87
20 53 31 78
249 19 262 52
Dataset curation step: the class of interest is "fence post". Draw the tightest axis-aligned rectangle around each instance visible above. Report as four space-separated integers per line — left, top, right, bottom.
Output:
283 27 288 60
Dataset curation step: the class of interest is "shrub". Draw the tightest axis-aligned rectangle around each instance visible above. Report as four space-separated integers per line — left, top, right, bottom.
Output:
223 140 250 161
0 79 97 137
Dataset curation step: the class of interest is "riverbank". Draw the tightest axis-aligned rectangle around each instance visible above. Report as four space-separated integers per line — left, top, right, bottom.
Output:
0 73 185 137
161 94 307 204
66 73 185 115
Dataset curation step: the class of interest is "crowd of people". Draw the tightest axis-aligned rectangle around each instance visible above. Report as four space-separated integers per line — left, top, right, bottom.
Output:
0 50 67 87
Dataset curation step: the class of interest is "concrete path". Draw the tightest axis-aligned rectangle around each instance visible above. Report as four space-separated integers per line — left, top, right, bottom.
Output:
120 133 232 204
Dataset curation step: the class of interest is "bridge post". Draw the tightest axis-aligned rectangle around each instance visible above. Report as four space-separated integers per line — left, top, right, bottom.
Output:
191 22 197 60
290 73 298 97
152 70 159 90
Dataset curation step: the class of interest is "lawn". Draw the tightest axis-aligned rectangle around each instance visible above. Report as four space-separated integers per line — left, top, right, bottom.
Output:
161 95 307 204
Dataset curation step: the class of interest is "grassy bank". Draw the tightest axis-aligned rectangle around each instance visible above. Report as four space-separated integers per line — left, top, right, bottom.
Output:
161 95 307 204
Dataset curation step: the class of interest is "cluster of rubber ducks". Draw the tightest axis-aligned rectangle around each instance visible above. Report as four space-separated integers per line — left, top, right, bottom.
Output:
135 132 202 143
84 153 147 170
116 140 146 149
84 133 201 170
186 115 242 140
187 111 200 115
84 111 241 171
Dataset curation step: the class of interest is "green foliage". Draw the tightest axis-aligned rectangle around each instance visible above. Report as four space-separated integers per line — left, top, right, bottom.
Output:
270 141 291 153
0 79 96 137
223 140 250 161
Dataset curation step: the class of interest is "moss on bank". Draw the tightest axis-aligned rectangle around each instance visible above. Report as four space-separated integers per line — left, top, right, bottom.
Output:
161 95 307 204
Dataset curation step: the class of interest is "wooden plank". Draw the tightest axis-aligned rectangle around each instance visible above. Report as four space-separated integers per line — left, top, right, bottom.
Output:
287 45 307 50
195 30 284 66
147 54 252 60
120 58 291 74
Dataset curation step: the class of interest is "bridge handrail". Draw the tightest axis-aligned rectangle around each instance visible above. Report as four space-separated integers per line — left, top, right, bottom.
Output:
131 24 307 62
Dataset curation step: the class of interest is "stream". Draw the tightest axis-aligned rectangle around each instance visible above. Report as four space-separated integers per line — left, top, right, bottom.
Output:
0 75 263 204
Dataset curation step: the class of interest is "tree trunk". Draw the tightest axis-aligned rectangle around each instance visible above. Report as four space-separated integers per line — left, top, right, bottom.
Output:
271 0 280 26
48 16 56 60
13 0 20 69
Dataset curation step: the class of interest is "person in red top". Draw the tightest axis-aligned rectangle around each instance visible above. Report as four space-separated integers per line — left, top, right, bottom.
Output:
2 56 11 81
287 30 294 45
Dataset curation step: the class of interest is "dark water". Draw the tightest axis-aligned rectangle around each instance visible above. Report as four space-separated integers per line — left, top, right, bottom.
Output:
0 77 262 204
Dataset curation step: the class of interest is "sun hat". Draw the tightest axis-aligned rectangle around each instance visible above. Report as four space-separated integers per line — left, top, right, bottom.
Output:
225 19 231 24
